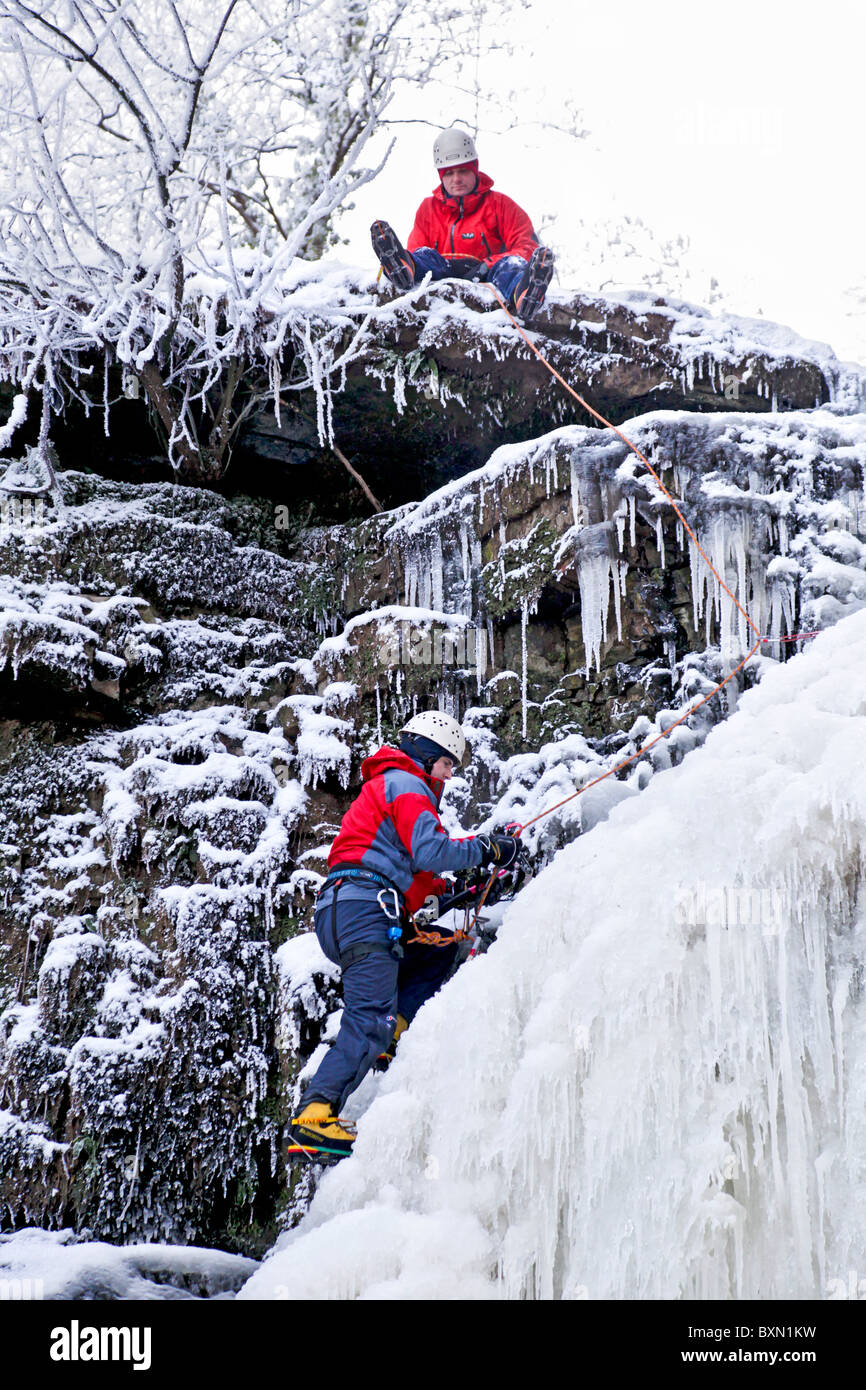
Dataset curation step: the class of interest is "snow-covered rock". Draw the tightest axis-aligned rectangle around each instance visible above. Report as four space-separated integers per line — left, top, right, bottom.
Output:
2 280 866 1269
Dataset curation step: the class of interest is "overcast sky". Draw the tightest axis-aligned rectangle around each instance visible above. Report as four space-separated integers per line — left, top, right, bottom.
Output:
337 0 866 363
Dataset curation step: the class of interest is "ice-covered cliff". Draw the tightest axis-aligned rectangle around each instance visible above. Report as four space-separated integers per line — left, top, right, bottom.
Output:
2 274 866 1264
241 608 866 1300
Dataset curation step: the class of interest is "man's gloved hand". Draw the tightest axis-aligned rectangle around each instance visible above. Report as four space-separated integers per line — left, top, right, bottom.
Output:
475 832 521 870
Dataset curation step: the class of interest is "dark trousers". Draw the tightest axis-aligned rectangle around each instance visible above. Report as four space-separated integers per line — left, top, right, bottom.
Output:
300 887 458 1112
409 246 529 304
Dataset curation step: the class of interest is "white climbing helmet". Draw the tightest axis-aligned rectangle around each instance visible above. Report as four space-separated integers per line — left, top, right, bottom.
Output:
433 127 478 171
399 711 466 765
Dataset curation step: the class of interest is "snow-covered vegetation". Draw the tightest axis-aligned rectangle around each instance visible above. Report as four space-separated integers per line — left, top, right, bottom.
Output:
0 0 525 480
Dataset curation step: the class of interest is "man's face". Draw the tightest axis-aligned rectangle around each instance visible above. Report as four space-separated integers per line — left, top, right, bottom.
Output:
430 754 455 781
440 163 476 198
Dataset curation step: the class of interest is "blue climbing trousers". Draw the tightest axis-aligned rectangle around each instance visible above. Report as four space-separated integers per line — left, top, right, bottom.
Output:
409 247 529 306
300 884 458 1112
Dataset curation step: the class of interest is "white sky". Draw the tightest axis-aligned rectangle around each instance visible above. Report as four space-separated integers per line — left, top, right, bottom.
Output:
337 0 866 363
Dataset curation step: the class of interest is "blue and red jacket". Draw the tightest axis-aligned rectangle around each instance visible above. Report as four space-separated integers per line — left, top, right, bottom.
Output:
407 170 538 268
327 746 485 913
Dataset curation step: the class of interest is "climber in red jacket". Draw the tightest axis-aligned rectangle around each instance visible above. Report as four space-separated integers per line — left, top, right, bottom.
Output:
287 711 520 1164
371 127 555 321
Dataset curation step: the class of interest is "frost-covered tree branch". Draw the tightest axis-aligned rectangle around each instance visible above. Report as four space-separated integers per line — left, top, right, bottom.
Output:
0 0 529 480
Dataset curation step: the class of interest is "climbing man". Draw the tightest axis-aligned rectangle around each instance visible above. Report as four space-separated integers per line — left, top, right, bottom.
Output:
287 711 521 1164
371 127 555 321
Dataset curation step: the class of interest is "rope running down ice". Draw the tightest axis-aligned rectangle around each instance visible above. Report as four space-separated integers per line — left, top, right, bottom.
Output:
407 283 819 940
484 284 817 842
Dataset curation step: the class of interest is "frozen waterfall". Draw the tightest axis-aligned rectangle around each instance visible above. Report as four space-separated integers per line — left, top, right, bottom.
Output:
241 608 866 1301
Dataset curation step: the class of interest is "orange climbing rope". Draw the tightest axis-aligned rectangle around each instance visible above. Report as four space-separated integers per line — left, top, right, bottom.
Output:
399 285 820 944
488 286 764 641
406 924 471 948
484 285 817 840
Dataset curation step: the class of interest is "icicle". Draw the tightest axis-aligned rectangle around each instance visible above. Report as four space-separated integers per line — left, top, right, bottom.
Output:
612 561 624 640
471 533 484 610
735 517 748 653
629 495 636 547
375 684 382 745
545 454 558 497
406 547 419 608
103 353 111 437
655 515 666 569
419 550 432 610
520 599 529 740
570 455 582 529
688 534 709 642
430 528 444 612
577 550 611 676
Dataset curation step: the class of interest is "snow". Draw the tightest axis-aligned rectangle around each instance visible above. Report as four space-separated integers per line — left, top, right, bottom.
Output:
294 704 353 790
0 394 28 450
275 932 341 1057
315 604 471 661
275 932 337 994
240 607 866 1300
0 1227 257 1300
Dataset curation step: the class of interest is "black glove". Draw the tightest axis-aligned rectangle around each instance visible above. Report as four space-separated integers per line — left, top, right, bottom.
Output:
475 832 521 870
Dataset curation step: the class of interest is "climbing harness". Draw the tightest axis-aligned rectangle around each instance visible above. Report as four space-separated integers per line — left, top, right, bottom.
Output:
319 863 408 959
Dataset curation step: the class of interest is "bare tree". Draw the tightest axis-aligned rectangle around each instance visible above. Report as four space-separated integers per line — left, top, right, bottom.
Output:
0 0 513 480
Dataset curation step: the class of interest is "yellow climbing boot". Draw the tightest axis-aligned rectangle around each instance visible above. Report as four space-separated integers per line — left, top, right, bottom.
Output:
287 1102 356 1165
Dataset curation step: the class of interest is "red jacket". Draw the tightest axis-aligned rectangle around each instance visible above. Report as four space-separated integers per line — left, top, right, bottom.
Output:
407 171 538 267
328 746 484 914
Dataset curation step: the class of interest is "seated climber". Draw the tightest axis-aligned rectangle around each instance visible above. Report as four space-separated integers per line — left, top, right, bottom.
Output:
287 711 520 1164
371 127 555 321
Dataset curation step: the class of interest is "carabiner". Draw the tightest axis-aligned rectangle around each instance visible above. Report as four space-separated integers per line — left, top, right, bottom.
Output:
376 887 402 922
377 887 405 957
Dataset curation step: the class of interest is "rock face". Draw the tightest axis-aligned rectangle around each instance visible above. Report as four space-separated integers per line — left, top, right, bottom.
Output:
239 277 851 516
1 278 866 1254
39 275 859 523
